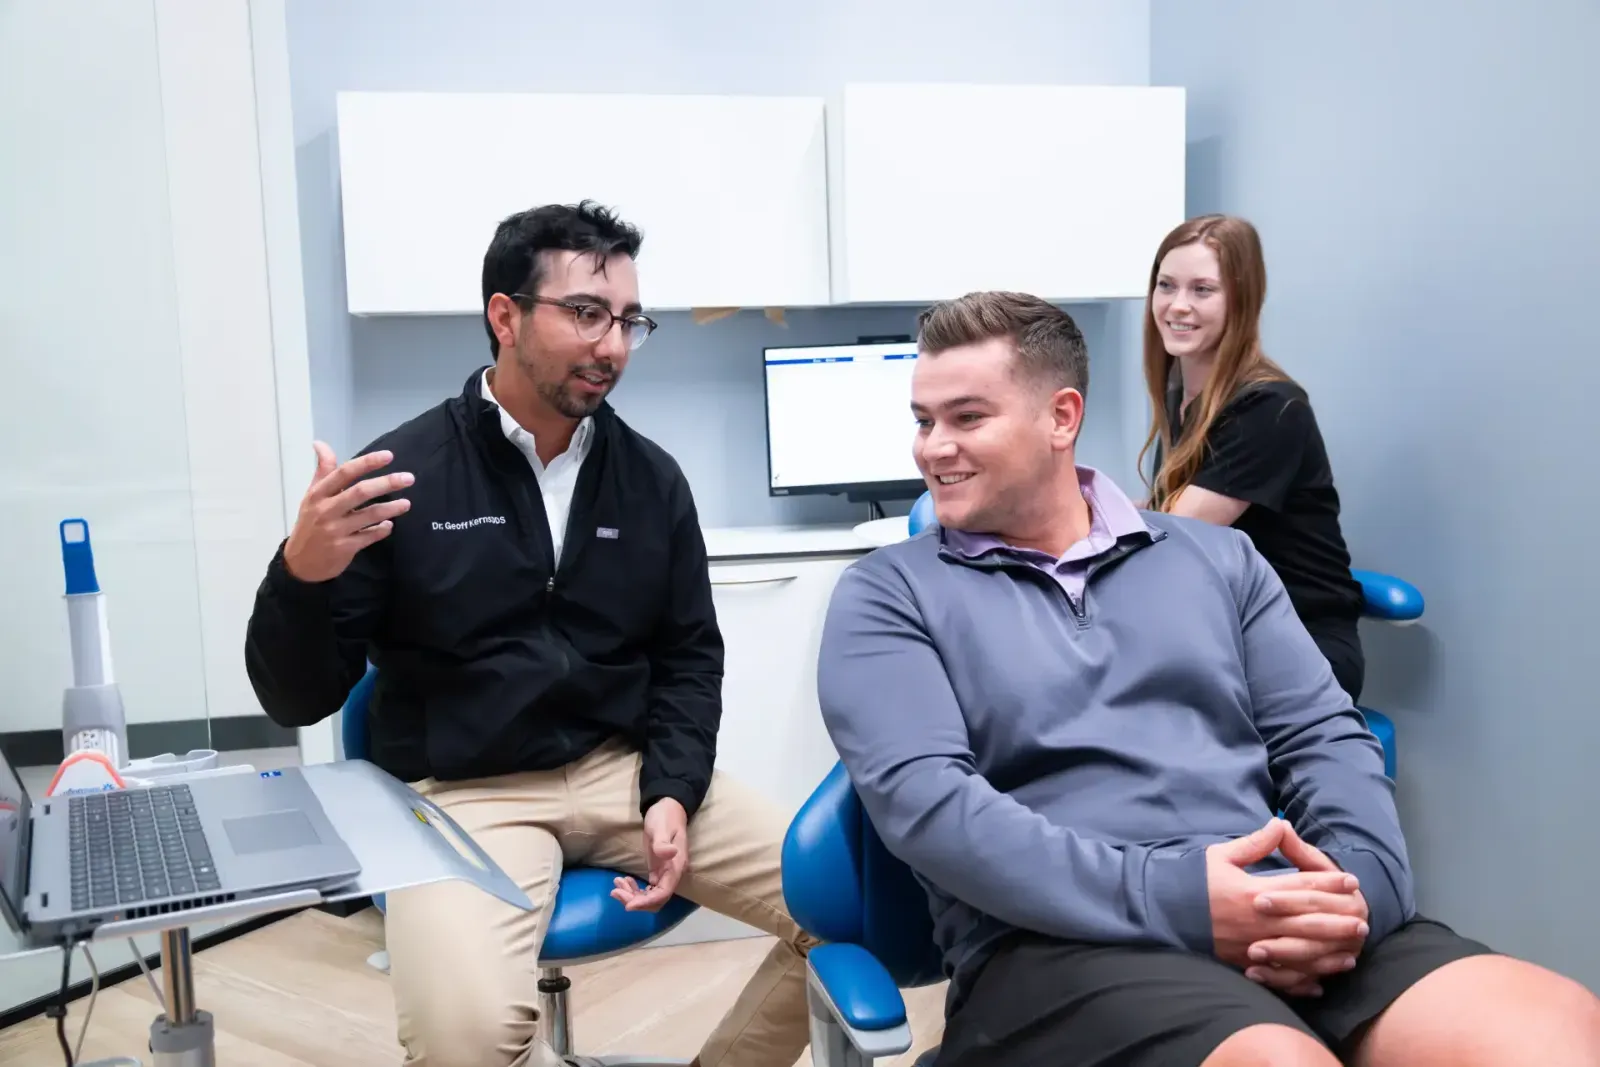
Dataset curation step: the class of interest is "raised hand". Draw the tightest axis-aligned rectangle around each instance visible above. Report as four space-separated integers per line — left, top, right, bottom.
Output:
283 441 413 583
1206 819 1368 994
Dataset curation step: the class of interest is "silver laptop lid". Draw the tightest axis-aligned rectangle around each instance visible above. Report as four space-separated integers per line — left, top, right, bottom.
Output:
0 744 32 933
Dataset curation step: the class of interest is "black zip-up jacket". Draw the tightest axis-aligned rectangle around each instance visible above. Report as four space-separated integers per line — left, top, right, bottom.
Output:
243 368 724 818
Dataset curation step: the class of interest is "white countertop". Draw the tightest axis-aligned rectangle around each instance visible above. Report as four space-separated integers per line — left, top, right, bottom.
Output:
703 522 897 560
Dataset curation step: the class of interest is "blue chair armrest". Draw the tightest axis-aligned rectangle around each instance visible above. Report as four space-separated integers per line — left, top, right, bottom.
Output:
1351 569 1424 622
809 943 908 1031
806 943 914 1063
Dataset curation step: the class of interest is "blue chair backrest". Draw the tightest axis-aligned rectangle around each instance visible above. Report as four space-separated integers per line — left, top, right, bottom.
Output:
341 664 379 762
907 491 936 538
782 762 946 988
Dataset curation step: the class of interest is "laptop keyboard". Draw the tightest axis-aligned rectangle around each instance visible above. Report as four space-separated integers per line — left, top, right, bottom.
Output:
69 784 220 912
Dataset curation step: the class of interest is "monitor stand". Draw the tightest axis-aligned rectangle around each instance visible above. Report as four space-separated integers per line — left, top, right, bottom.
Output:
846 488 903 521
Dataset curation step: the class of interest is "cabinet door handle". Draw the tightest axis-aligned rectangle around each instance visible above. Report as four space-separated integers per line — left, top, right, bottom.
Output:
711 574 799 587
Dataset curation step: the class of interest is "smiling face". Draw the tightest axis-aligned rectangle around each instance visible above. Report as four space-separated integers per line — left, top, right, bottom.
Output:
1151 240 1227 361
910 336 1082 535
509 249 639 419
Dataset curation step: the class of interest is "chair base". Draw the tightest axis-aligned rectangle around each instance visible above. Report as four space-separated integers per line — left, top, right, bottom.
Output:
361 958 689 1063
540 966 691 1066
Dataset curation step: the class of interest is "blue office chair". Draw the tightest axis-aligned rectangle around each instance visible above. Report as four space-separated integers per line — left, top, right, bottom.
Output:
340 665 699 1065
904 492 1423 778
783 763 945 1067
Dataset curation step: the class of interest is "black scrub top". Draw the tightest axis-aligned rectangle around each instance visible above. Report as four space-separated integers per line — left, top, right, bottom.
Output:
1159 379 1365 636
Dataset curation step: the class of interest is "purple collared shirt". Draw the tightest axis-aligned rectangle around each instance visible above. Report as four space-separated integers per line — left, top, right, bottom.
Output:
942 467 1148 608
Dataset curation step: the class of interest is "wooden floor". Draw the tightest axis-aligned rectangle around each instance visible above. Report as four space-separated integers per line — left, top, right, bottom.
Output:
0 908 949 1066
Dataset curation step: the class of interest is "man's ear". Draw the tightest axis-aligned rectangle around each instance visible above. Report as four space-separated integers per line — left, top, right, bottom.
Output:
486 292 521 352
1050 387 1086 452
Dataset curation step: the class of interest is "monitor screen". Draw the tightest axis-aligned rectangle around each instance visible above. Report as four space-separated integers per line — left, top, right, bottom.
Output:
763 341 926 499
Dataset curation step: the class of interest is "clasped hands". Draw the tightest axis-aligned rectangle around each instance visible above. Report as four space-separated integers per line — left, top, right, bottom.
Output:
1207 817 1370 997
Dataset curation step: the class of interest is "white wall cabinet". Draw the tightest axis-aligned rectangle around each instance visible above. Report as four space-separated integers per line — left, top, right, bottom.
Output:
335 91 832 316
832 82 1188 304
334 84 1187 316
653 547 863 947
708 555 857 816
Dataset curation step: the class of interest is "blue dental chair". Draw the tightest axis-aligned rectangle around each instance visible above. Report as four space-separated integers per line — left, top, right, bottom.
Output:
339 665 699 1066
780 495 1425 1065
783 763 944 1067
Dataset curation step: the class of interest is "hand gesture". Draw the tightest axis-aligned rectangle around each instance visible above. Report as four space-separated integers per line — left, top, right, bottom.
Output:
283 441 413 583
610 798 690 913
1207 819 1368 995
1244 821 1371 996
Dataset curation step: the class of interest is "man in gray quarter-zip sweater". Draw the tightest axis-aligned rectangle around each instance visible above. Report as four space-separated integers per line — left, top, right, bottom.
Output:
816 291 1600 1067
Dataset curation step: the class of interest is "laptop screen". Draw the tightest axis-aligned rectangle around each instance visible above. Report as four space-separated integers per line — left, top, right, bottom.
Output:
0 745 30 932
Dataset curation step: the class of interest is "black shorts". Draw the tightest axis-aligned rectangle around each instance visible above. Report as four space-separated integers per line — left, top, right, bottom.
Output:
936 917 1495 1067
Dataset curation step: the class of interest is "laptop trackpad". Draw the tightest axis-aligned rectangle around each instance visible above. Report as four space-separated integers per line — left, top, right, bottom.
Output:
223 810 321 854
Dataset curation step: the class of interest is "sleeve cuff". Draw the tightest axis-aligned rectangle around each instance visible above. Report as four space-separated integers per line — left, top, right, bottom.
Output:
1333 848 1413 945
640 776 703 820
265 539 332 606
1189 470 1283 513
1143 847 1214 954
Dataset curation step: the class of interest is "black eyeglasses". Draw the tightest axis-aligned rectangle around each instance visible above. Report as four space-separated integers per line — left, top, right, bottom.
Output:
510 293 658 351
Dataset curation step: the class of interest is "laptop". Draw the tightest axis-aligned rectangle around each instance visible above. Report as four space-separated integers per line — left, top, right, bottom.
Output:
0 745 360 946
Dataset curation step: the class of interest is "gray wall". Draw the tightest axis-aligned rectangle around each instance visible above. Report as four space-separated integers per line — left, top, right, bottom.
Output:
1152 1 1600 985
284 0 1153 528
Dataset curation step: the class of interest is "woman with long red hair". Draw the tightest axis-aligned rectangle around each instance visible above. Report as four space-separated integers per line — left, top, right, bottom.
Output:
1138 214 1367 700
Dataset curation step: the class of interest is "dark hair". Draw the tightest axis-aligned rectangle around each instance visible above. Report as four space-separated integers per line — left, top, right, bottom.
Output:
480 200 645 356
916 290 1089 397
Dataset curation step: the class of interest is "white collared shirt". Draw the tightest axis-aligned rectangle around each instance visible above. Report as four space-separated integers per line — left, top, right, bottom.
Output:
480 369 593 568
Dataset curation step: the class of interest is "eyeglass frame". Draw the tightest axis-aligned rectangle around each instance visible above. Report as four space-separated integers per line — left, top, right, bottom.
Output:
508 292 659 349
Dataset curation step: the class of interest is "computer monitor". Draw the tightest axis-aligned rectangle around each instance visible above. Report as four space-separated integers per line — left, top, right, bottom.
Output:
762 340 926 502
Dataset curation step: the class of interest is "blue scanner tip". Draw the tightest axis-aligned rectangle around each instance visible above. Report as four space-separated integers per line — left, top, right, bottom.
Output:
59 518 100 595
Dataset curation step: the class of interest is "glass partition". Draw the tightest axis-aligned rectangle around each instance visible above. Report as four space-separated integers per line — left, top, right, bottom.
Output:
0 0 305 1022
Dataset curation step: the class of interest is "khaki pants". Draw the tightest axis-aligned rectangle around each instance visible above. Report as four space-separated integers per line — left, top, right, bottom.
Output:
384 738 817 1067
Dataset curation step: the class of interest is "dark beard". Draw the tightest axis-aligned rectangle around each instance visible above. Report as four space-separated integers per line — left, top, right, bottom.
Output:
539 374 610 419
